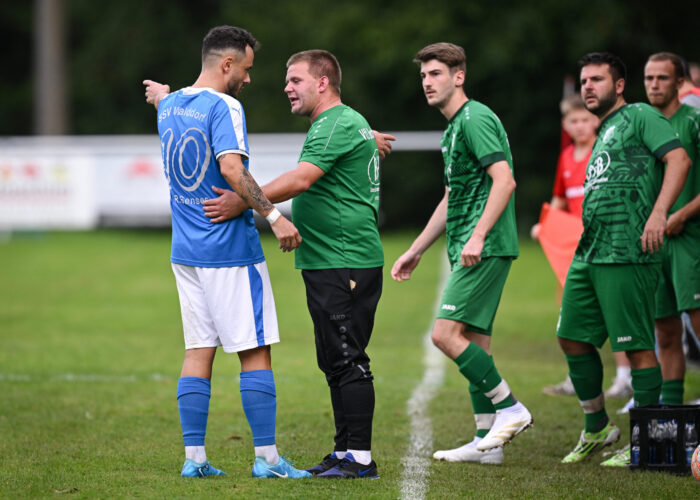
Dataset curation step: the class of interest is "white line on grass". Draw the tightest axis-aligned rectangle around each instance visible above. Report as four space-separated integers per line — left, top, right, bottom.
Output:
400 256 450 500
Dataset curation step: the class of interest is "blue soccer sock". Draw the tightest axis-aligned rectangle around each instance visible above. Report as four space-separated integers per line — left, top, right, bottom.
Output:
240 370 277 448
177 376 211 447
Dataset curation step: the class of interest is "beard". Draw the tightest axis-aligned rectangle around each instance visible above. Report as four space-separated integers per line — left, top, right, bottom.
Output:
584 88 618 117
226 79 244 98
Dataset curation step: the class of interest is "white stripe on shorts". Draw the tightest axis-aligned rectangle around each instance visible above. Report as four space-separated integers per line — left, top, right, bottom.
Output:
171 262 280 353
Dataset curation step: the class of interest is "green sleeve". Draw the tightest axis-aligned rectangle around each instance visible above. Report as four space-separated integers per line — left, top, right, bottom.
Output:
636 104 682 160
462 109 506 168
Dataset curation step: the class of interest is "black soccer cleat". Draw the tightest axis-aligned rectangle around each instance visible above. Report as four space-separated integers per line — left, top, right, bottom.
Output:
315 453 379 479
306 453 343 475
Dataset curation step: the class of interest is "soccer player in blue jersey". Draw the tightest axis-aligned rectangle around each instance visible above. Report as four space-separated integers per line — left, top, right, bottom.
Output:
144 25 309 479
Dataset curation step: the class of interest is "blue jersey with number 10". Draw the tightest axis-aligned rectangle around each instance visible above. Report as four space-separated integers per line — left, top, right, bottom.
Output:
157 87 264 267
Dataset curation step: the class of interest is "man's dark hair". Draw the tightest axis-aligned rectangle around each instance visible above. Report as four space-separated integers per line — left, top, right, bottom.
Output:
648 52 685 80
578 52 627 82
286 50 342 95
202 26 258 63
413 42 466 74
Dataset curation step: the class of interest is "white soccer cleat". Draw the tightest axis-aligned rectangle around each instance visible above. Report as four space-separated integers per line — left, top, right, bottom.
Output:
542 376 576 396
476 402 533 451
604 376 633 399
433 439 503 465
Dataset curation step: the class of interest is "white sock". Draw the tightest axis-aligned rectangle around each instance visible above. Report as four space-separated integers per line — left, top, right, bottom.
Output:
347 449 371 465
185 446 207 463
333 450 346 459
471 436 483 445
255 444 279 465
499 401 525 415
616 366 631 382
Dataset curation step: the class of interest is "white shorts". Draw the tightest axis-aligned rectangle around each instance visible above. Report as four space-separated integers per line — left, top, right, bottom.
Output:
172 262 280 353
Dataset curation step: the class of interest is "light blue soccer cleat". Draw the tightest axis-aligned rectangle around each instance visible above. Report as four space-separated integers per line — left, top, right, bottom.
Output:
251 456 312 478
181 458 227 477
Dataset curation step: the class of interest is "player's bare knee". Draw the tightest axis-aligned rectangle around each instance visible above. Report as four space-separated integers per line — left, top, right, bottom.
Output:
625 349 658 370
431 328 451 352
655 328 680 350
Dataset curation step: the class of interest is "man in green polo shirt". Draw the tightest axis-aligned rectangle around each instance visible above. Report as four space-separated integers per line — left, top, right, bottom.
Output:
557 52 690 467
392 42 532 466
644 52 700 407
277 50 384 479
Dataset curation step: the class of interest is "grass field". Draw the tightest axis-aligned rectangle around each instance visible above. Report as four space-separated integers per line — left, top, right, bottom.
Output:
0 229 698 498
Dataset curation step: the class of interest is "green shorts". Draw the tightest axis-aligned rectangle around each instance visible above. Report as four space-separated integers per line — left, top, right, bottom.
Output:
557 260 660 352
436 257 512 335
655 232 700 319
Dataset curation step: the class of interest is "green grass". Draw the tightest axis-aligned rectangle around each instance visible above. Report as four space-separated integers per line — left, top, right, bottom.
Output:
0 230 698 498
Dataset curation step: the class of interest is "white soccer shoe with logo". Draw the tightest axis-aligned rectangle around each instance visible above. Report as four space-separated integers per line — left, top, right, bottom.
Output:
433 438 504 465
476 402 533 451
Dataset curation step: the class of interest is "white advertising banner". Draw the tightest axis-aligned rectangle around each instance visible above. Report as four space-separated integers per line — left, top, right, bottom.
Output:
0 132 440 230
0 152 96 230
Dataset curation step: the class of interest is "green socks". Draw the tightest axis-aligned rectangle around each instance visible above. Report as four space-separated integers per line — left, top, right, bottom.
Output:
660 378 684 405
469 383 495 438
632 365 662 407
455 343 516 410
565 351 607 433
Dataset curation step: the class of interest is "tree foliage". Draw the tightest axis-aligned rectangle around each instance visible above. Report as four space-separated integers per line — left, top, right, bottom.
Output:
1 0 695 228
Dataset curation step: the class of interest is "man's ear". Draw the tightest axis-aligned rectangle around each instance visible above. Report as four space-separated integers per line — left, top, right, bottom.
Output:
615 77 625 96
318 75 330 93
676 76 685 91
221 55 235 74
454 69 465 87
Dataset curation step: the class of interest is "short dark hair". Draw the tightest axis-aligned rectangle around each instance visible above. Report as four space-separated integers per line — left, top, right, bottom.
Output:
286 50 342 95
202 26 258 63
647 52 685 80
413 42 466 74
578 52 627 82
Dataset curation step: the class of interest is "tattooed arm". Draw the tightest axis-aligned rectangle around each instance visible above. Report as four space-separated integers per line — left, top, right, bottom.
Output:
219 153 301 252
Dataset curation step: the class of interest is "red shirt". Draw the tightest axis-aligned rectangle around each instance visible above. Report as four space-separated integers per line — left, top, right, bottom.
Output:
552 144 590 217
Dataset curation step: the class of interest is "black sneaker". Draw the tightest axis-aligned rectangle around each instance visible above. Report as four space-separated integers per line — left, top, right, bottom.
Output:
316 453 379 479
306 453 343 475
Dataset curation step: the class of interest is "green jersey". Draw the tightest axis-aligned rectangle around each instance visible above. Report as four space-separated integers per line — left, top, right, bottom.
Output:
575 103 682 264
668 104 700 239
441 100 518 268
292 104 384 270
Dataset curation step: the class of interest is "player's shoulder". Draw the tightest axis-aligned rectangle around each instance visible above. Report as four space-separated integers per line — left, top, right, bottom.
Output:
333 104 369 125
560 142 577 157
627 102 664 118
678 103 700 118
312 105 368 135
183 87 245 115
461 100 502 126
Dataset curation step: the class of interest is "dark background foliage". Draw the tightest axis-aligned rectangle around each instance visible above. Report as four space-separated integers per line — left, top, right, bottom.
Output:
1 0 695 229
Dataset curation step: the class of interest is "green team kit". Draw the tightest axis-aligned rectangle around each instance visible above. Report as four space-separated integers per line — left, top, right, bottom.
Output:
558 103 683 351
436 100 518 332
656 103 700 318
292 104 384 270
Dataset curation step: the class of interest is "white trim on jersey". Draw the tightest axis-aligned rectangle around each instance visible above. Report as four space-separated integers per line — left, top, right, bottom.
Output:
323 115 343 151
216 148 249 160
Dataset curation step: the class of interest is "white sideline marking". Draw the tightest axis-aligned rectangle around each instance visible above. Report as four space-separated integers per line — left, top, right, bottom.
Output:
400 256 450 500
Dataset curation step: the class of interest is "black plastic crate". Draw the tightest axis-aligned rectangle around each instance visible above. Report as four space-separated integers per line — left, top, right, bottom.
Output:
629 404 700 474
